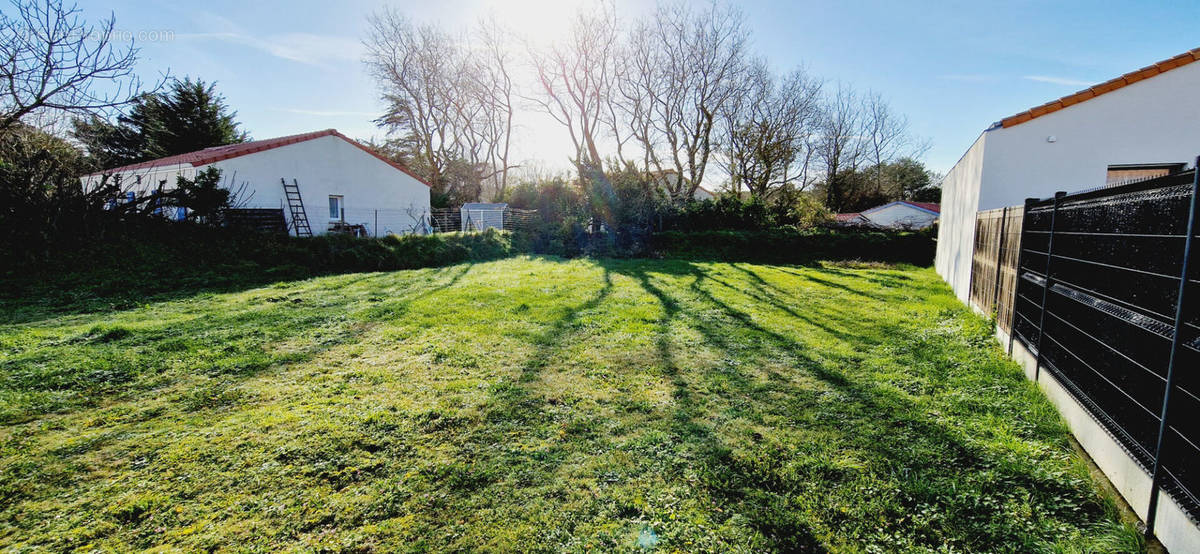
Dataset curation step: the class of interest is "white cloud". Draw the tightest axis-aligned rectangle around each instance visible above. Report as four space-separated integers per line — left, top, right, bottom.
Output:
1022 75 1094 87
179 13 361 68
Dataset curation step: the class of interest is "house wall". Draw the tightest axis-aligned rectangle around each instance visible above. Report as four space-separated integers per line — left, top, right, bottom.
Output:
935 132 987 303
82 164 199 196
84 135 431 236
209 135 430 235
978 60 1200 210
937 60 1200 302
862 204 937 229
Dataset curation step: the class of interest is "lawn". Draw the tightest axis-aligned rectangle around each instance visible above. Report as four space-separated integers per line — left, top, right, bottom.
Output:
0 256 1139 552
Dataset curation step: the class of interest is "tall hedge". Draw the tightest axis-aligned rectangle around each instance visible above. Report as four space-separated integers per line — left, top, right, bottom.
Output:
649 229 935 265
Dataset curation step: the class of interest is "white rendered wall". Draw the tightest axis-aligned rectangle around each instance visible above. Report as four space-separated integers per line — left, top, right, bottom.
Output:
82 164 198 195
978 61 1200 210
208 135 430 235
935 132 986 303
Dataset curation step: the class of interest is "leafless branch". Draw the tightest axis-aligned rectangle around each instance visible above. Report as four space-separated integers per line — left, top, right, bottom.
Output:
0 0 158 132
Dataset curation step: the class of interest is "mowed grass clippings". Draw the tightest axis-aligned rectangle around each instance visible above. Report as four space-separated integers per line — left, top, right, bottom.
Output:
0 257 1141 552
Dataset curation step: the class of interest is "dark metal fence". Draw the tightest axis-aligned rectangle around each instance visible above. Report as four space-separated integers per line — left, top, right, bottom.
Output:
1010 167 1200 530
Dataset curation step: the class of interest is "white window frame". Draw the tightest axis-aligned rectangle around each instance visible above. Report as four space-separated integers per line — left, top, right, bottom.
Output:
329 195 344 221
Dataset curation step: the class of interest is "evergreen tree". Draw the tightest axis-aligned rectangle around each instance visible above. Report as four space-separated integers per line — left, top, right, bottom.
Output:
72 78 248 169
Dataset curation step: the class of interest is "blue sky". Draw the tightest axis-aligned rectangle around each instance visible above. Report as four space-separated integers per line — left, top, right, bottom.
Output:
82 0 1200 174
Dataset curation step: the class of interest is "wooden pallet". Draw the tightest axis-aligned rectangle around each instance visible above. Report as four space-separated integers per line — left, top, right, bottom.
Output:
225 208 288 235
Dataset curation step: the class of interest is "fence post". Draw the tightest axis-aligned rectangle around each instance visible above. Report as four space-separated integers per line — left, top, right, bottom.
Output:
1032 191 1066 381
1144 159 1200 538
1009 199 1036 356
992 206 1010 317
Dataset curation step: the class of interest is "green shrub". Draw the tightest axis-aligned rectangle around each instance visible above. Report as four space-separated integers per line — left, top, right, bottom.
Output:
2 223 517 321
649 228 935 265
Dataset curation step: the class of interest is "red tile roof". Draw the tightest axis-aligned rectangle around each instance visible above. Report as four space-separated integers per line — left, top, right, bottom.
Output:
1000 47 1200 128
904 201 940 214
835 212 864 221
87 129 431 187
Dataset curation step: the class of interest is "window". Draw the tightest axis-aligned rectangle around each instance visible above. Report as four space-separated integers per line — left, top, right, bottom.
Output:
1106 163 1186 186
329 195 344 220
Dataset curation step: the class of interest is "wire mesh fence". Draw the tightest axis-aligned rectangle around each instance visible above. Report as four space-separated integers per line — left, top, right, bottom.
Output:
428 207 540 233
252 205 431 237
503 208 540 232
1009 168 1200 527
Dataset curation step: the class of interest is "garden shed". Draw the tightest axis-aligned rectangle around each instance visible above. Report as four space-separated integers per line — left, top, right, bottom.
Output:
461 203 507 231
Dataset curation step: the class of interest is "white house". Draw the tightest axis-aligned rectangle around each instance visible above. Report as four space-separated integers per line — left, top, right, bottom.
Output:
82 129 432 236
860 201 939 229
651 170 715 201
936 47 1200 302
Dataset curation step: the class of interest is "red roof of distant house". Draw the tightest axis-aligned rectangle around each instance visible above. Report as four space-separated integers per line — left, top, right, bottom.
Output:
1000 47 1200 128
904 201 940 214
861 201 940 216
86 129 430 187
835 213 865 221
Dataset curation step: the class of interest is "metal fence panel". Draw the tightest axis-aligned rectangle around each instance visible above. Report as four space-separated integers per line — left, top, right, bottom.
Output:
1011 169 1200 525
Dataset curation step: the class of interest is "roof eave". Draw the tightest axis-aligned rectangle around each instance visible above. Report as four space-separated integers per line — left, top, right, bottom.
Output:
1000 46 1200 128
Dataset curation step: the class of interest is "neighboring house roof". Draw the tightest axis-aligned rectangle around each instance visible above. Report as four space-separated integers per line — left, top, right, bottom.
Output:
1000 47 1200 128
862 201 940 216
835 212 866 222
461 203 508 210
86 129 431 187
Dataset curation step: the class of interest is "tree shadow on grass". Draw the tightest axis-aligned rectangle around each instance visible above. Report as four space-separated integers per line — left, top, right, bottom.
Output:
0 258 478 327
0 263 477 425
599 259 1106 551
708 264 868 346
603 259 827 551
433 265 616 502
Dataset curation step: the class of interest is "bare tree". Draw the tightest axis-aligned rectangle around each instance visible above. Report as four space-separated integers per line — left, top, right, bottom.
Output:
814 84 869 210
0 0 154 132
863 92 928 197
468 17 516 201
720 62 822 199
365 9 462 186
366 9 517 204
615 20 660 174
526 4 620 176
617 1 751 202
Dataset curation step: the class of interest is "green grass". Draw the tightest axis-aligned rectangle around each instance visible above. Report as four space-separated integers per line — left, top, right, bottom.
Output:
0 256 1140 552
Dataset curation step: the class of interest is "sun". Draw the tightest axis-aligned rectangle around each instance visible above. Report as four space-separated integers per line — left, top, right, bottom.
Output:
480 0 598 42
